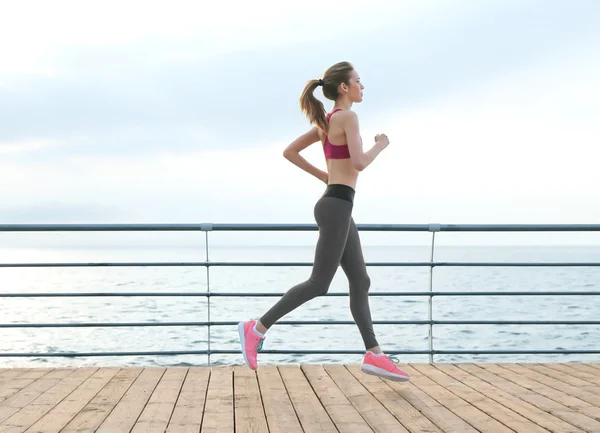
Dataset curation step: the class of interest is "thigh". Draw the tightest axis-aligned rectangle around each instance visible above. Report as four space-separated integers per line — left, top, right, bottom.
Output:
340 217 369 281
311 197 353 281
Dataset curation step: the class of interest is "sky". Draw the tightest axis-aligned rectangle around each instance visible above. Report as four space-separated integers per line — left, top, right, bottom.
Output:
1 0 599 247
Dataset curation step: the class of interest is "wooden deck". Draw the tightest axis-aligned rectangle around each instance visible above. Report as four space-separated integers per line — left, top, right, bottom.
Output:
1 363 600 432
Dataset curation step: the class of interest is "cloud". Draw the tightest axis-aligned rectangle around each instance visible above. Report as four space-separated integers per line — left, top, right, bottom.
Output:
364 38 600 199
0 0 447 76
2 0 597 156
1 0 599 248
0 203 129 223
2 137 598 247
0 139 61 154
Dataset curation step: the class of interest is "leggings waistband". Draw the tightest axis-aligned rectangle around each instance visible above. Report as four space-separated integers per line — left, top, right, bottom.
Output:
322 183 355 203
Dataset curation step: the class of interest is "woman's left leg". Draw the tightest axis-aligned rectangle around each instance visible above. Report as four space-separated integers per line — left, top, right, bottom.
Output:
339 217 378 350
340 217 411 382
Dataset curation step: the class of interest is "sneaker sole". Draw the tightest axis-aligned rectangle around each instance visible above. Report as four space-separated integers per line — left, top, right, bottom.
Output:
361 363 410 382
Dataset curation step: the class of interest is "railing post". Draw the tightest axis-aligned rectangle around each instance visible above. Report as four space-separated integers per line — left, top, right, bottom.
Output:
201 223 213 366
428 223 440 363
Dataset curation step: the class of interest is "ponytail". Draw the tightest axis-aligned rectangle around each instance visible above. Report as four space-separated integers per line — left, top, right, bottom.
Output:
299 79 327 132
299 61 355 132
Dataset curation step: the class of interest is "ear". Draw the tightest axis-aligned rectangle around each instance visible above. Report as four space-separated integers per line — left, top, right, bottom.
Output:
339 82 349 93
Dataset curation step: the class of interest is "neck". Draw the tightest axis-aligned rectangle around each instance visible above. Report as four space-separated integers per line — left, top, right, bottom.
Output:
334 98 352 111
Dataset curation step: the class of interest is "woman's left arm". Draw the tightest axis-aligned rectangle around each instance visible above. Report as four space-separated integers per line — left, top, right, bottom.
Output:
282 127 328 183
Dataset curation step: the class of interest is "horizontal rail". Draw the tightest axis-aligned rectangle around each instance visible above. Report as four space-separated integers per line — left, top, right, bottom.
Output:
1 349 599 358
2 320 599 328
2 291 599 298
2 221 599 362
2 223 600 232
1 261 599 268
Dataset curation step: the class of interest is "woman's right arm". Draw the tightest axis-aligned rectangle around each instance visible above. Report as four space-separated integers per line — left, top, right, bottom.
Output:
342 111 389 171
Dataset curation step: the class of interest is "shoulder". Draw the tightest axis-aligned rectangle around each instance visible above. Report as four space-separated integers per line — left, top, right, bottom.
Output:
334 110 359 129
333 109 358 122
331 109 357 119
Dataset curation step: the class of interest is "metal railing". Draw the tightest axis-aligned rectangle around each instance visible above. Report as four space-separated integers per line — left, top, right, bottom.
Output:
1 223 600 364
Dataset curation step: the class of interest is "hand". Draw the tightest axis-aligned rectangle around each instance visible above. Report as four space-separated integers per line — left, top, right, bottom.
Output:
375 133 389 149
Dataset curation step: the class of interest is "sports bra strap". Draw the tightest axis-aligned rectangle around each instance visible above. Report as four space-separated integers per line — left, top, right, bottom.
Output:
326 108 343 123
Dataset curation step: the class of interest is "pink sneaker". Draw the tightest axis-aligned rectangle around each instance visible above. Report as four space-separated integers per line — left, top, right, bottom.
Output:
237 320 265 370
360 352 410 382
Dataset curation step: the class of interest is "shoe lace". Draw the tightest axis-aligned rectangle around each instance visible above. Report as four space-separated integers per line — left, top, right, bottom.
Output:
250 319 264 352
387 355 400 364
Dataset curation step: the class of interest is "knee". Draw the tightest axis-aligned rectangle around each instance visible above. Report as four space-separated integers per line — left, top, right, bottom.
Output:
314 283 330 297
306 275 333 298
362 274 371 292
352 274 371 293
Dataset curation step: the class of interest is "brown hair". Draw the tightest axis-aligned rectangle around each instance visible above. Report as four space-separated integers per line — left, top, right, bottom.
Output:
299 61 354 132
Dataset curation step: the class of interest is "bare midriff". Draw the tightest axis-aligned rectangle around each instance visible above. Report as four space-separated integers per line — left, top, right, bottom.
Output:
326 158 359 188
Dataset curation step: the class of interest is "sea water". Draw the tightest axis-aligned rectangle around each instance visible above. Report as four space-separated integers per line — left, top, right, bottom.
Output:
1 241 599 367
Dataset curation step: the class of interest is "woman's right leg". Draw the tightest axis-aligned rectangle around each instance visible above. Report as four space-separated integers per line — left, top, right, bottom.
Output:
238 196 353 370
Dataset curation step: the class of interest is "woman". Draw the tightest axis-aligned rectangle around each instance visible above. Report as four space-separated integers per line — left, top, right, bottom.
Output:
237 61 410 382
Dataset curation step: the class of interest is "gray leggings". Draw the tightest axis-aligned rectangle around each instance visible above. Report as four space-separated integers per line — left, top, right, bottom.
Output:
259 184 378 349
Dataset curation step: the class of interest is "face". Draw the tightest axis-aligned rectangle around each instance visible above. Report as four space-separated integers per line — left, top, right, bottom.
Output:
340 69 364 103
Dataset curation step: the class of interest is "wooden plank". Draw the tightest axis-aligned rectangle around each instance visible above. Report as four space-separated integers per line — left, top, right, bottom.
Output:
422 364 552 433
232 366 268 433
0 370 53 402
378 364 480 433
61 368 143 433
0 369 21 379
0 368 97 432
19 368 96 408
301 364 374 433
493 364 600 420
278 365 337 433
540 363 600 386
14 368 119 432
130 367 188 433
0 369 32 385
255 366 302 433
345 364 443 433
581 363 600 372
0 369 78 426
404 364 514 433
166 367 211 433
524 363 600 391
323 364 409 432
567 363 600 378
475 363 600 432
96 367 166 433
446 364 585 433
200 366 234 433
1 364 599 433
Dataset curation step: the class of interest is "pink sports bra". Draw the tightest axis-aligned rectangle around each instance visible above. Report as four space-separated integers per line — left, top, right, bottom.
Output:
323 108 351 160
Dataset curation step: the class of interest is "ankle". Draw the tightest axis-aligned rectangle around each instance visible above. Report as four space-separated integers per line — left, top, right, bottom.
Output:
367 346 383 355
254 321 268 336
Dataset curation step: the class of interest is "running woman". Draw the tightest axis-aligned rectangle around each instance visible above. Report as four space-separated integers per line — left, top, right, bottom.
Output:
238 61 410 382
